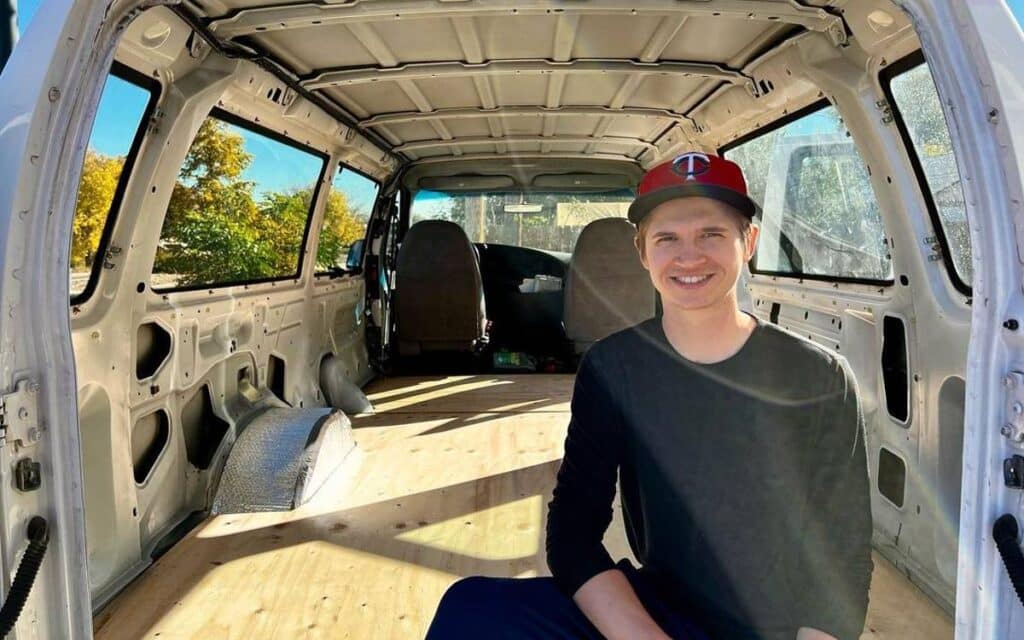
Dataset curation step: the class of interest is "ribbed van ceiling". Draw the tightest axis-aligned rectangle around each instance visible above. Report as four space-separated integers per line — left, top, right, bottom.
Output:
184 1 846 168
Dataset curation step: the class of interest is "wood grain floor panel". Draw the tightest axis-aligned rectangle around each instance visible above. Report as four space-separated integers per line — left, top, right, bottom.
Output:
94 375 951 639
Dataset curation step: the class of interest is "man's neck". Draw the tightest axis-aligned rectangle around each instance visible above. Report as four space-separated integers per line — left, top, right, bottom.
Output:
660 297 757 364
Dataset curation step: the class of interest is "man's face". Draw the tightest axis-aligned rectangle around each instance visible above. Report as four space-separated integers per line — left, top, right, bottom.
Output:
636 197 759 313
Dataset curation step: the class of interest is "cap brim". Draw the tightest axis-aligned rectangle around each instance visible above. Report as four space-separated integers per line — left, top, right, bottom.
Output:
628 184 761 224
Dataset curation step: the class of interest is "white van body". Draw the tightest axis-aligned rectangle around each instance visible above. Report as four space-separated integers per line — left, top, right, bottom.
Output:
0 1 1022 638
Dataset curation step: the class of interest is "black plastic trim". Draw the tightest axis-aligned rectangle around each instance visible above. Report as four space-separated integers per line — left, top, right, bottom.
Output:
880 50 972 296
71 62 162 306
151 108 329 294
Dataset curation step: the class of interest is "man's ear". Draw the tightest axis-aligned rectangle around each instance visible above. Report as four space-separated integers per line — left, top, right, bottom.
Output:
634 234 649 270
744 223 760 262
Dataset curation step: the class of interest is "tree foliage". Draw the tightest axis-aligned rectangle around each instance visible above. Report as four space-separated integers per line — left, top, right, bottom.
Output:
72 118 369 289
317 188 368 270
72 151 124 269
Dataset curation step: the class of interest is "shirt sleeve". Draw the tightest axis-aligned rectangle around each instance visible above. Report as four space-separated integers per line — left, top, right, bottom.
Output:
546 349 625 597
796 356 874 639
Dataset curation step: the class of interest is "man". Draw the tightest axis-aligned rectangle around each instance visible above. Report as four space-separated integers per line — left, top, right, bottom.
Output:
425 153 873 640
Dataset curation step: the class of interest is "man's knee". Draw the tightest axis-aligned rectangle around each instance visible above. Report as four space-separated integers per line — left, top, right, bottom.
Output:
429 576 507 633
439 576 499 610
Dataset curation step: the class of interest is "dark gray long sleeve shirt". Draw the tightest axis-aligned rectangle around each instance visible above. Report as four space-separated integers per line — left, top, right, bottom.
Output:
546 317 872 640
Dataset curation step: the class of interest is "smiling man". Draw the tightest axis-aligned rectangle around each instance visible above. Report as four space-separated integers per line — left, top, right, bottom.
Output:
426 153 873 640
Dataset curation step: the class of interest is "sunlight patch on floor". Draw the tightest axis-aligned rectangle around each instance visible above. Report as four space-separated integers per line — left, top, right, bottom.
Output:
395 495 543 561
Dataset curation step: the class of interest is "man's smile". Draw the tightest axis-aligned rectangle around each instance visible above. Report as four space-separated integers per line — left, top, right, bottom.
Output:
668 273 714 288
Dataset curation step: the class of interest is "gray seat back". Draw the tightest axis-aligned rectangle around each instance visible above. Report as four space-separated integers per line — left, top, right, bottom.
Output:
564 217 656 354
395 220 487 355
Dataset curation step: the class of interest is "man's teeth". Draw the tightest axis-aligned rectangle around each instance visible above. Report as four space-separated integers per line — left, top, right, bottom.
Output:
672 275 711 284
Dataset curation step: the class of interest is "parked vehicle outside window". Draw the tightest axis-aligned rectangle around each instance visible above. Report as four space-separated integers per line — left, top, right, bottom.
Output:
725 105 892 282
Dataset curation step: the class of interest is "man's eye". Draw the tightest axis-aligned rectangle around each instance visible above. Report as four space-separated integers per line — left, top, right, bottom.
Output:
655 236 674 244
702 232 724 239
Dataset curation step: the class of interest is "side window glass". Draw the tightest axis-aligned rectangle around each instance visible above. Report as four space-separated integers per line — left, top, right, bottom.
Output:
316 167 380 272
725 105 892 281
70 72 153 299
888 60 971 289
151 115 325 291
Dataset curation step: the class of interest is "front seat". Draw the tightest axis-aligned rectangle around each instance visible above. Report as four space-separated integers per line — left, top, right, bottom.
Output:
564 217 656 355
394 220 488 356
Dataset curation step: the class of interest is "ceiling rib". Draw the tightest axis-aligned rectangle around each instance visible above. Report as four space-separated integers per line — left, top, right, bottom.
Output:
394 135 657 154
543 14 581 152
451 16 505 154
584 15 687 155
302 59 753 91
208 0 846 46
345 21 453 157
360 106 689 128
409 152 642 167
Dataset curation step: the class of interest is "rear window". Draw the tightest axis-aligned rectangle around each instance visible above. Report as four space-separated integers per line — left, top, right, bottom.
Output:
151 113 326 291
724 105 893 283
70 69 156 301
410 189 635 254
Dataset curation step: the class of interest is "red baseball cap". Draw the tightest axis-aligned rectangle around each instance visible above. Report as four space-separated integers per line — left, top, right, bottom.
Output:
627 152 761 224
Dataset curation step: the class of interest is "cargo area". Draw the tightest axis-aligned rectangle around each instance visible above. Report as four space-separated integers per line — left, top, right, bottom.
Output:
94 375 952 639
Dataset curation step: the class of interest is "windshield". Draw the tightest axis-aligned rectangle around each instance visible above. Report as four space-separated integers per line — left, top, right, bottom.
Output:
411 189 635 253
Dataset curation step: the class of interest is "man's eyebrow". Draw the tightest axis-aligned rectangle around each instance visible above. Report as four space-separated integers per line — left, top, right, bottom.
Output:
701 225 731 232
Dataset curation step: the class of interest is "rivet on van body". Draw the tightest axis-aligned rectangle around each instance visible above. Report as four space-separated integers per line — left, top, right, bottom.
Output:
989 109 1000 124
48 88 60 102
1004 319 1020 331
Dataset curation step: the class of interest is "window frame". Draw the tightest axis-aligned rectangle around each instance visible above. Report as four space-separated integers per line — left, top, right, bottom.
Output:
151 108 330 294
720 100 896 288
314 161 383 277
880 50 972 295
71 61 162 305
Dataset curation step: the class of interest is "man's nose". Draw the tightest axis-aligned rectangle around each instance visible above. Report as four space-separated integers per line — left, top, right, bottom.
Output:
671 241 705 265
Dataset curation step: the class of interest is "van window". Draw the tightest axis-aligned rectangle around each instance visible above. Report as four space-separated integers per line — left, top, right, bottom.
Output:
151 114 326 291
887 60 971 290
724 105 893 282
70 70 155 300
315 167 380 273
410 189 634 253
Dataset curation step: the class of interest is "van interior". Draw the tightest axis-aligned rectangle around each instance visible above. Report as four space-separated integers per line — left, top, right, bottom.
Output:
55 1 972 637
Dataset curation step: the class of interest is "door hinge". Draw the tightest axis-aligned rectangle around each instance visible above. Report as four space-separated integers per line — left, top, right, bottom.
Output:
0 380 43 449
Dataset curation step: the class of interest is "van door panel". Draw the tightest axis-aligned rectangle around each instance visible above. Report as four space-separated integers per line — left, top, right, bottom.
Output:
748 276 963 612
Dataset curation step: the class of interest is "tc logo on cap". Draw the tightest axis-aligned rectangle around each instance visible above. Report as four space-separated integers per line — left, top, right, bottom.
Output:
671 152 711 181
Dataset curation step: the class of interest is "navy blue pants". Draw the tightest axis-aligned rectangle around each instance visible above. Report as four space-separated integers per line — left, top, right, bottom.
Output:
425 561 709 639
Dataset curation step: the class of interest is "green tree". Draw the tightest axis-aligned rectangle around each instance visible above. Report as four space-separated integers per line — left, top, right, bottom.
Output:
153 119 305 287
317 188 368 270
72 151 124 269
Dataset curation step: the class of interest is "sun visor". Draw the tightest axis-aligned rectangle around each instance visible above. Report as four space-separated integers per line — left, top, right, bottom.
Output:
531 173 634 190
417 176 516 191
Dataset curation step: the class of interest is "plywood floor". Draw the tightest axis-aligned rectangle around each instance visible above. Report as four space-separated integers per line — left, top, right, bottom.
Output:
94 375 952 639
